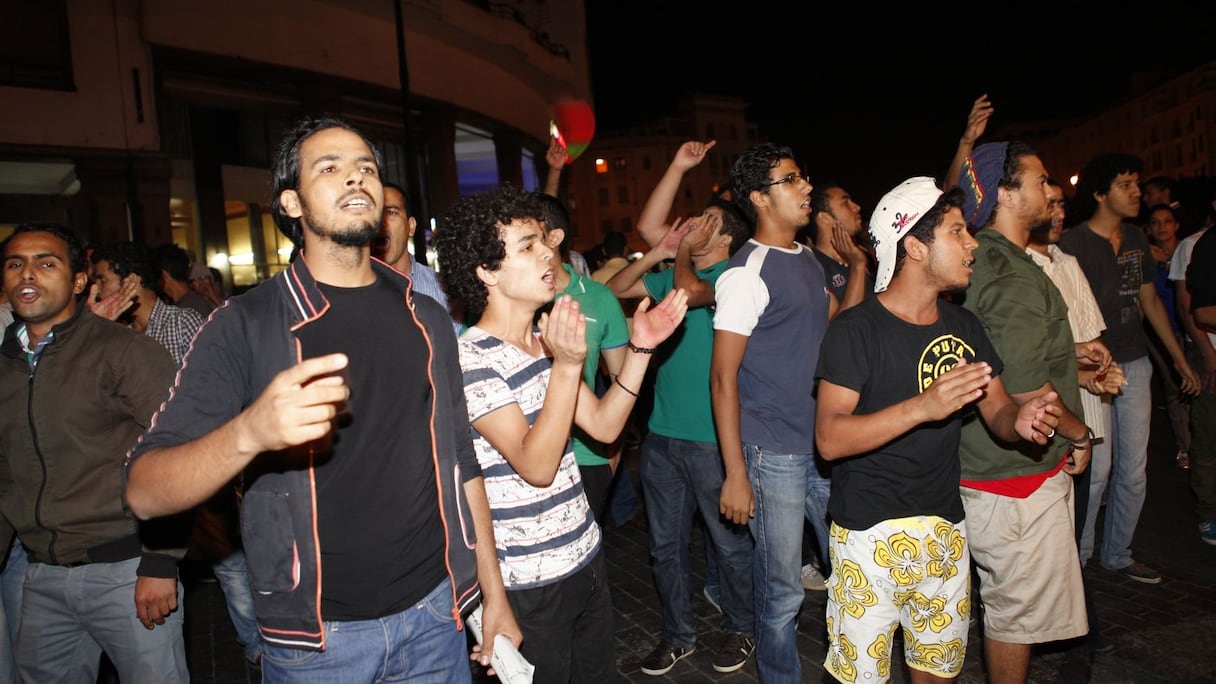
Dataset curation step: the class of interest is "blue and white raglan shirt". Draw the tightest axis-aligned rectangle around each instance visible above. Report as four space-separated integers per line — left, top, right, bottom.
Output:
713 239 831 453
458 327 601 589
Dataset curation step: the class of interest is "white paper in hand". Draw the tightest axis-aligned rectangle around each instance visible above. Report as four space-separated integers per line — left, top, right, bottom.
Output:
467 603 535 684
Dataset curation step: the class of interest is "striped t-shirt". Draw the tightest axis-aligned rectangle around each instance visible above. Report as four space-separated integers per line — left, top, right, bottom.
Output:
458 327 601 589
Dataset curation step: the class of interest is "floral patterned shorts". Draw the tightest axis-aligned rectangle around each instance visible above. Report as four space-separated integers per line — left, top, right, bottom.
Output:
823 516 970 682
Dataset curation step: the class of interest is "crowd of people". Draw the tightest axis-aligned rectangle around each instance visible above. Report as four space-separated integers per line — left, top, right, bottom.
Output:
0 94 1213 684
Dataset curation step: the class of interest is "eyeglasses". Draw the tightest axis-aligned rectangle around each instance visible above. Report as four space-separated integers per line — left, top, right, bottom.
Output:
763 173 811 188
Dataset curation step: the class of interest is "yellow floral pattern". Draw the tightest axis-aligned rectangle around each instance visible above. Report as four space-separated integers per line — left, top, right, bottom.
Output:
824 518 970 681
894 589 952 634
873 531 924 586
905 634 966 675
831 558 879 619
825 615 859 682
924 520 966 581
865 628 895 678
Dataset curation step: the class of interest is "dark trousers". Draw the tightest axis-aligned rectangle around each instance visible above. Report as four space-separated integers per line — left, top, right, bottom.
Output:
506 549 619 683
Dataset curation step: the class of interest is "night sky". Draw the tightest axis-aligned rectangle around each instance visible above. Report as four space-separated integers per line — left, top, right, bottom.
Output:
584 2 1216 210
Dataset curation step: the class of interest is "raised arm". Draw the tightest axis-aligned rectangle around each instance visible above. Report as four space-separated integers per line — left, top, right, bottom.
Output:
126 353 352 519
943 94 993 190
672 213 722 309
606 218 687 299
573 289 687 442
637 140 716 247
542 136 566 198
471 296 587 487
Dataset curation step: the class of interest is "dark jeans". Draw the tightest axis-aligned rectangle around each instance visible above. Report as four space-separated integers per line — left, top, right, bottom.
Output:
641 434 754 646
506 549 618 684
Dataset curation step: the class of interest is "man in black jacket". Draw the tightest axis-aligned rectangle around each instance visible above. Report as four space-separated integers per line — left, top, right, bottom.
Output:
0 222 186 683
126 116 518 682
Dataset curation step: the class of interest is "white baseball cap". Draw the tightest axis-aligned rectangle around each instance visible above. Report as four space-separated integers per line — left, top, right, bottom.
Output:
869 177 943 293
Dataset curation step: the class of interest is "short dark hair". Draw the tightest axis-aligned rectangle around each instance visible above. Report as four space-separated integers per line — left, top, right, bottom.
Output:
730 143 797 224
433 184 545 326
7 223 86 275
602 230 626 257
92 241 160 290
889 187 966 282
269 115 384 246
382 181 411 214
153 243 192 283
1142 175 1174 195
534 193 571 233
706 197 753 255
1072 153 1144 221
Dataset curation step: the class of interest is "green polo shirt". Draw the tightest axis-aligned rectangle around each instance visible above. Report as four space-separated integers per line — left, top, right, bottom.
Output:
560 263 629 466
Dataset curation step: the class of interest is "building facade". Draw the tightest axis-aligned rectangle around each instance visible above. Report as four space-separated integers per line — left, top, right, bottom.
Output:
0 0 590 290
562 94 759 255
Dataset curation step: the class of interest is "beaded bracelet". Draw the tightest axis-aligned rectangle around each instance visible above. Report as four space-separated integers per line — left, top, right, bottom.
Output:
628 342 656 354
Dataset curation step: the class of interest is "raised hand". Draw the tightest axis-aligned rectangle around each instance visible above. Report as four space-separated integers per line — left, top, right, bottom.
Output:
831 219 867 267
961 94 993 145
672 140 716 171
545 135 567 171
630 288 688 349
238 353 351 455
917 359 993 421
682 211 720 255
88 273 139 321
658 217 690 259
538 294 586 367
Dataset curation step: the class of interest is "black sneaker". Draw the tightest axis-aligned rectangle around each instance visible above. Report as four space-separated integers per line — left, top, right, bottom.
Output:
1111 561 1161 584
640 641 694 676
712 632 755 673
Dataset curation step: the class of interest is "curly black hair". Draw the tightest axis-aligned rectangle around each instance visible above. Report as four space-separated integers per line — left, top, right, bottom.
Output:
730 142 796 224
433 184 545 326
1071 152 1144 223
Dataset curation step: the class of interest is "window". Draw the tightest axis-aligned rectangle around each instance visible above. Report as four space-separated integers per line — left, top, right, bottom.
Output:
597 188 610 206
0 1 74 90
455 123 499 197
617 185 629 203
613 157 627 171
520 148 539 192
595 158 608 174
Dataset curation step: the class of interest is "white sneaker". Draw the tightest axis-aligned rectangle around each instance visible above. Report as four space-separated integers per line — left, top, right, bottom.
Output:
801 563 826 591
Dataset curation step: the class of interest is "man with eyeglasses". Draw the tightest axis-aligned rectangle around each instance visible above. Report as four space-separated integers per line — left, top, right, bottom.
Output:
711 143 838 682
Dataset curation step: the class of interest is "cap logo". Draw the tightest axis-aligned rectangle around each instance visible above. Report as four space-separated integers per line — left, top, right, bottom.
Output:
892 210 920 233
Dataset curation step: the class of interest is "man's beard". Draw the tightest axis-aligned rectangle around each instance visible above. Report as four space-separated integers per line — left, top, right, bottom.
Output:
301 204 379 247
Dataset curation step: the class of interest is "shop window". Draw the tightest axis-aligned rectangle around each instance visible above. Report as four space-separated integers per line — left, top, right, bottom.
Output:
455 123 499 197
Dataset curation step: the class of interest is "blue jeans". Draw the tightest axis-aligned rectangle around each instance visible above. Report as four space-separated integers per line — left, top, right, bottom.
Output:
745 443 830 684
261 577 469 683
17 557 188 683
212 549 263 663
0 541 27 683
641 434 754 647
1080 355 1153 570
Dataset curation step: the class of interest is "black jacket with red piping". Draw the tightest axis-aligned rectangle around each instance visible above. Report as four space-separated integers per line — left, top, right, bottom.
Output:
127 255 481 651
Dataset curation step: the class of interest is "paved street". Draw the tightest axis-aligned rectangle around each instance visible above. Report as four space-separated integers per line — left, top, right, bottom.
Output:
185 408 1216 683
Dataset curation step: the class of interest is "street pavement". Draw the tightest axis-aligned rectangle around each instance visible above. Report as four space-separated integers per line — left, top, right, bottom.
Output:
184 407 1216 683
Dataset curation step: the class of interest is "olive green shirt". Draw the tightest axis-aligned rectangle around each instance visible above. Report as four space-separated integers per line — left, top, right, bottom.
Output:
959 229 1082 481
